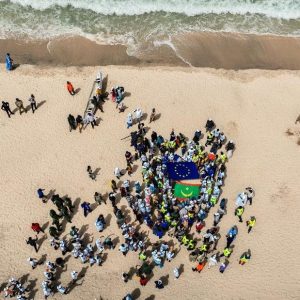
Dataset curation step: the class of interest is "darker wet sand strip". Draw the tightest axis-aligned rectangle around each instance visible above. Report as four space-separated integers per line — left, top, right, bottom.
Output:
172 32 300 70
1 33 300 69
0 36 185 67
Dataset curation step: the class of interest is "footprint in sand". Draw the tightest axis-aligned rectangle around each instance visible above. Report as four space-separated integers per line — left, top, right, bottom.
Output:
285 127 300 145
226 121 238 138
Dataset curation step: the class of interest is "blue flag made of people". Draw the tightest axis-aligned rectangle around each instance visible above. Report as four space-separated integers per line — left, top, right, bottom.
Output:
167 162 200 180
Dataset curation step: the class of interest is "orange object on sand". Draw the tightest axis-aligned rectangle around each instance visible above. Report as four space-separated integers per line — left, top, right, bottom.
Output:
196 261 206 272
67 82 74 92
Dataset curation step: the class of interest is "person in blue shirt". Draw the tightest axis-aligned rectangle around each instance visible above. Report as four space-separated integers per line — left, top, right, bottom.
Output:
81 202 92 217
226 226 238 248
5 53 13 71
37 188 47 203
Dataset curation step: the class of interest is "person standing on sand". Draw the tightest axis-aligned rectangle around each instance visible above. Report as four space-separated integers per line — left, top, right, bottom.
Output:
26 236 39 252
226 226 237 248
126 113 133 128
27 257 39 269
87 165 96 180
81 201 92 217
28 94 37 113
239 249 251 265
1 101 14 118
173 267 180 279
68 114 77 132
154 279 164 289
66 81 75 95
76 115 84 133
31 223 44 234
5 53 13 71
246 216 256 233
94 192 104 205
70 271 79 284
245 187 255 205
37 188 47 203
111 179 118 192
114 167 122 179
15 98 26 114
149 108 156 123
235 206 244 223
84 112 98 129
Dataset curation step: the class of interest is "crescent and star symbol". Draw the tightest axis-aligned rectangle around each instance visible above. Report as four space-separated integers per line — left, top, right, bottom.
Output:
180 187 193 198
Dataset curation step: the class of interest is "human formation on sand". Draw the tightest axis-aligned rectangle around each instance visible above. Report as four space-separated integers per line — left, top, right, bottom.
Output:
2 59 256 300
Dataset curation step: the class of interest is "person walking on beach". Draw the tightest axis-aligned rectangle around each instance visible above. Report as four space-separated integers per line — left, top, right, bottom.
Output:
81 201 92 217
245 187 255 205
226 226 237 248
126 113 133 128
94 192 104 205
66 81 75 95
70 271 79 284
1 101 14 118
26 236 39 253
239 250 251 265
31 223 44 234
84 112 98 129
15 98 26 114
111 179 118 192
114 167 122 179
76 115 84 133
149 108 156 123
246 216 256 233
154 279 164 289
28 94 37 113
37 188 47 203
27 257 40 269
87 166 96 180
68 114 77 132
5 53 13 71
220 247 233 258
235 206 244 223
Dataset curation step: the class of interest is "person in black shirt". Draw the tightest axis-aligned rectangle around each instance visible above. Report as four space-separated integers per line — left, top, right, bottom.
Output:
205 118 215 132
26 236 39 252
1 101 14 118
67 114 77 132
76 115 84 133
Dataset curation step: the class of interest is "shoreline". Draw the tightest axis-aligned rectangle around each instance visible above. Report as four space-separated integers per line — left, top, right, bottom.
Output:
1 32 300 69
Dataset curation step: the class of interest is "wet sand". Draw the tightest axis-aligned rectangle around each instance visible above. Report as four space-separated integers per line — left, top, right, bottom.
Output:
1 32 300 69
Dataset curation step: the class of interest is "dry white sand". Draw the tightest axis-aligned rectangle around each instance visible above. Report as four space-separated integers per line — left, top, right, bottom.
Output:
0 65 300 300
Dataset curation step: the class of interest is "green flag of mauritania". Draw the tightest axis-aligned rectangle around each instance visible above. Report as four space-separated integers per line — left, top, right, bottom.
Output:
174 183 199 199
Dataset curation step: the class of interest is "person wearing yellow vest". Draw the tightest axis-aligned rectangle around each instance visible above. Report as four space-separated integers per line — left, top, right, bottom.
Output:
139 251 147 261
246 216 256 233
235 206 244 223
220 247 232 258
217 151 227 164
187 239 196 250
199 243 208 254
239 249 251 265
205 132 214 147
181 235 189 246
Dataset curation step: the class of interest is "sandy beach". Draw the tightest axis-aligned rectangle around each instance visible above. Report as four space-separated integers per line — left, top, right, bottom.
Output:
0 64 300 299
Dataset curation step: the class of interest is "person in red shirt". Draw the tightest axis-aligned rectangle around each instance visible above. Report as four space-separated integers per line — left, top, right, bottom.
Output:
140 275 148 286
66 81 75 95
31 223 44 234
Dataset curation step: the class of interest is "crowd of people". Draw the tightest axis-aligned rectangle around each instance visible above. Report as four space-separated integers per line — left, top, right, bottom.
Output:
1 64 256 299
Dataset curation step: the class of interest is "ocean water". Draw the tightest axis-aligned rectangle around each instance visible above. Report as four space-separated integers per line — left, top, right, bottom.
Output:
1 0 300 55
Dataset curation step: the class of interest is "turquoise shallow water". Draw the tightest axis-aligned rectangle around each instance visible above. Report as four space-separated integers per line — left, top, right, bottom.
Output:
0 0 300 55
